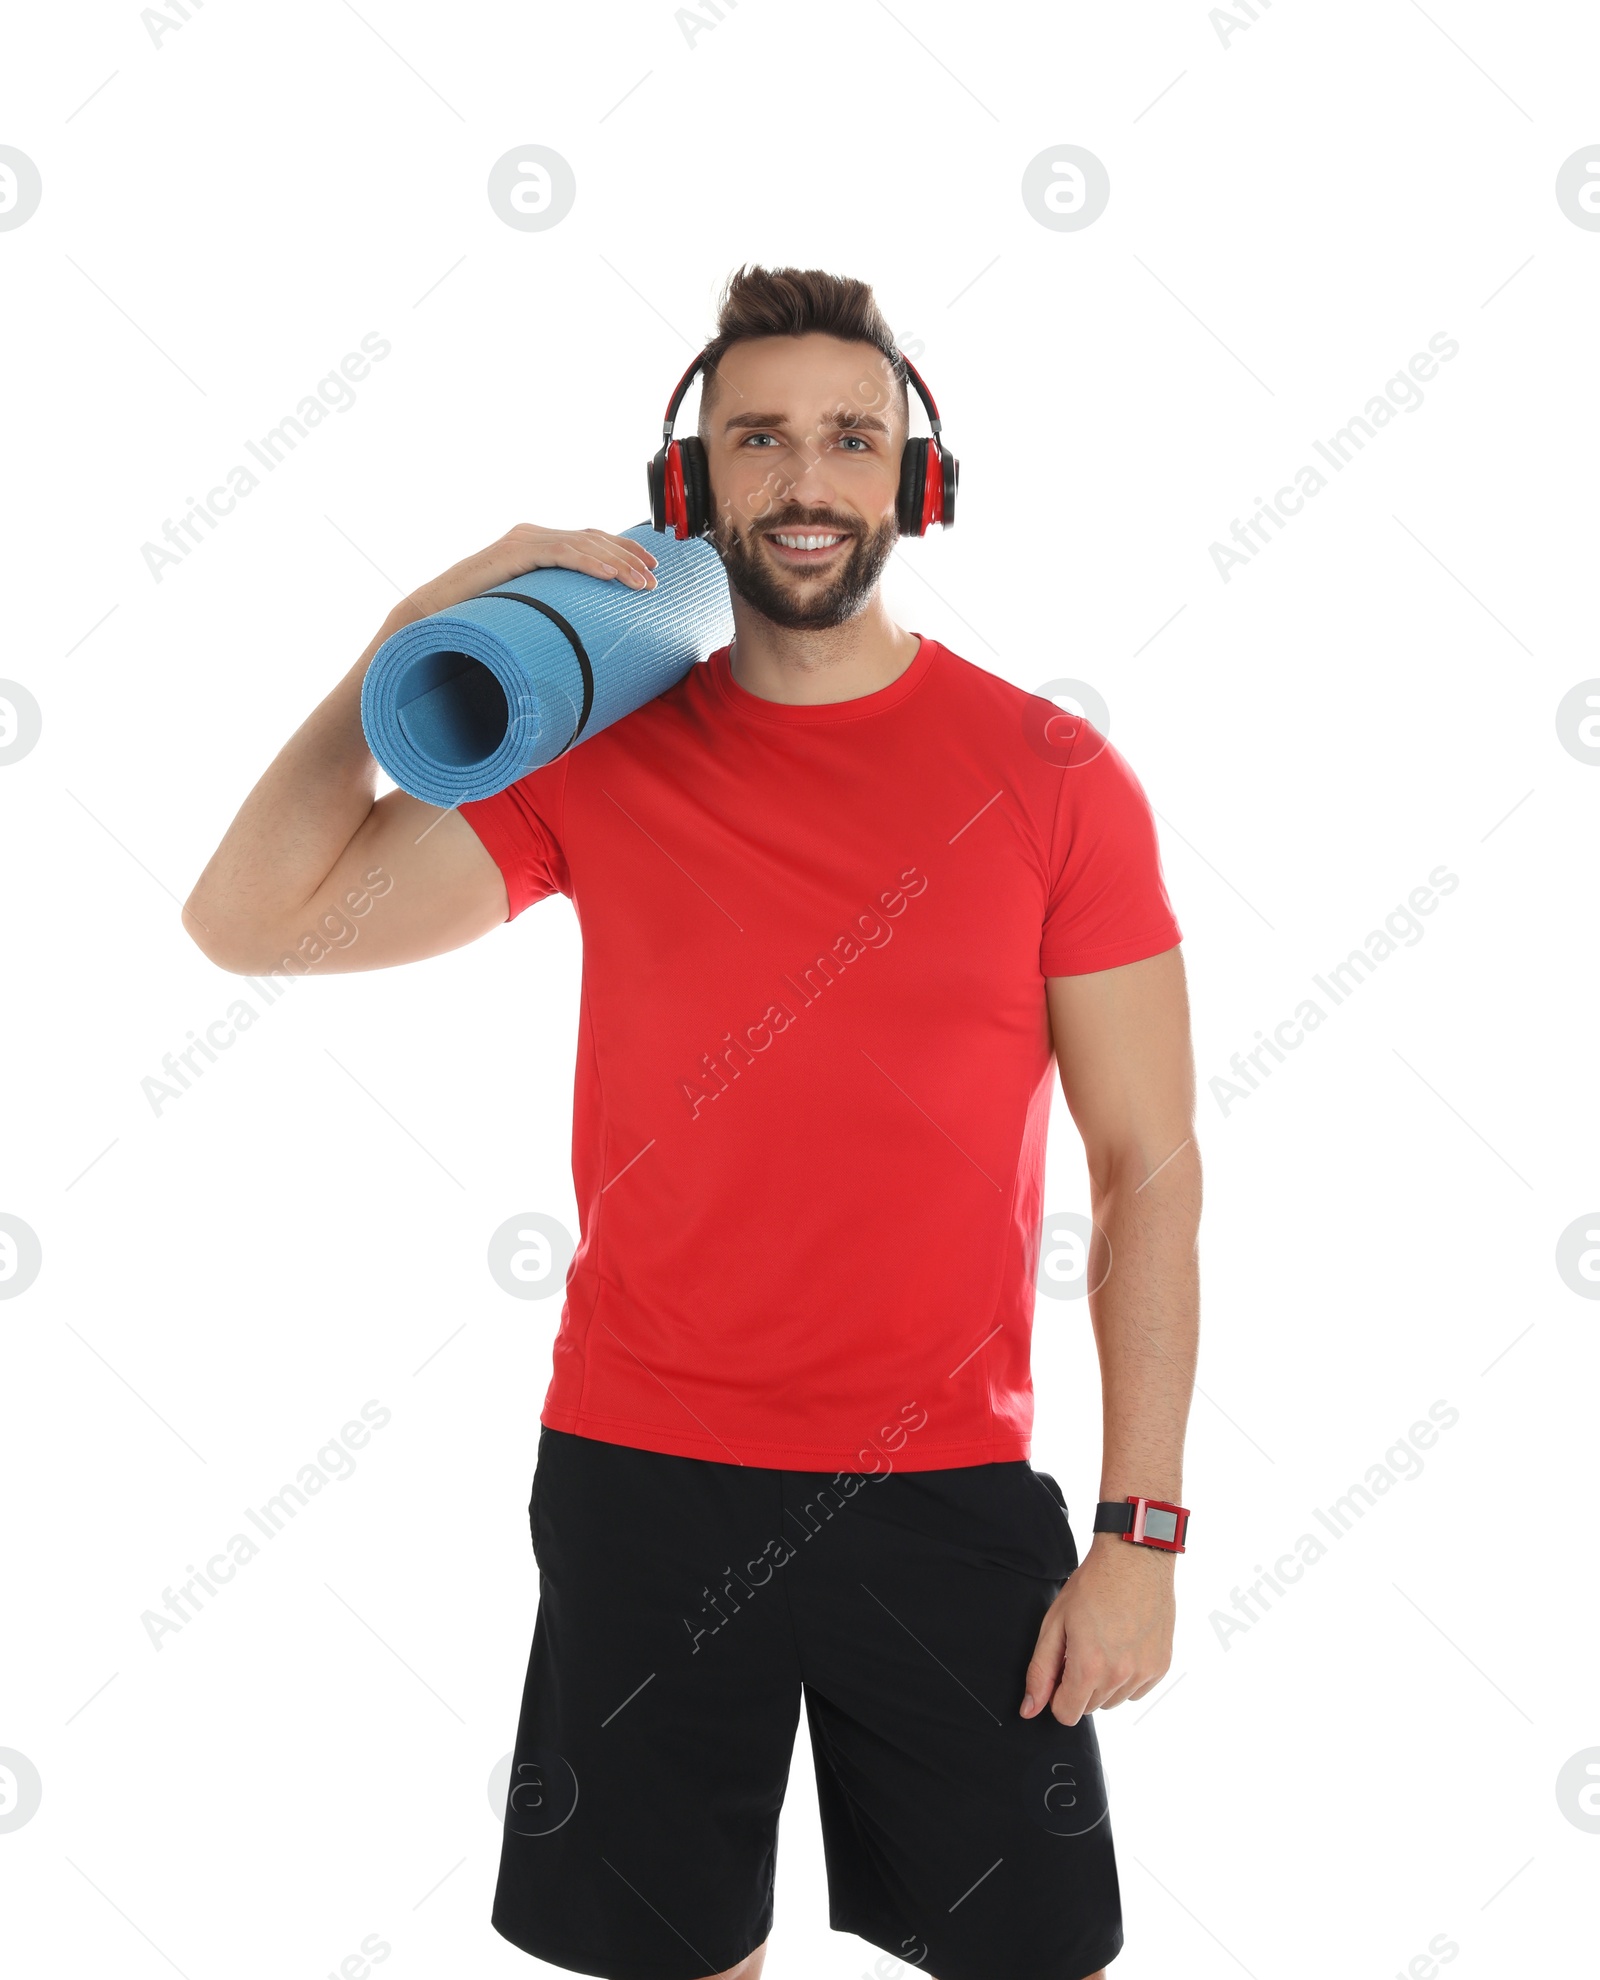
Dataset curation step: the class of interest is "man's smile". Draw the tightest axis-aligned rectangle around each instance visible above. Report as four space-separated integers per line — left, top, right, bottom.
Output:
763 528 852 569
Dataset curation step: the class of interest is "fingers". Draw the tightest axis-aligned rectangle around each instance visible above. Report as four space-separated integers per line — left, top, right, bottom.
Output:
1085 1675 1141 1715
1019 1616 1066 1720
1052 1662 1167 1723
583 551 654 587
499 525 659 590
404 524 661 627
581 527 658 589
1048 1670 1098 1727
599 529 657 567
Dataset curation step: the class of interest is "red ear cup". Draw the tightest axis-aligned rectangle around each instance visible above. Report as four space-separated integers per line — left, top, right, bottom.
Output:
646 437 710 539
895 437 959 536
930 441 954 530
895 351 956 536
917 440 944 533
649 350 716 538
648 441 689 537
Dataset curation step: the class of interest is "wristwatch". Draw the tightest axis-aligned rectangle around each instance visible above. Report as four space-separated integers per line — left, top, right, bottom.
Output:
1094 1496 1190 1552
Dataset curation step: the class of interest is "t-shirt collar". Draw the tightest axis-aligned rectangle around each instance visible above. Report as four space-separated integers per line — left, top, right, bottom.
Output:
707 633 936 725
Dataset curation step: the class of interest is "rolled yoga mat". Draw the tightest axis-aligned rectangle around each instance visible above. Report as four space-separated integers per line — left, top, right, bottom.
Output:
360 521 733 807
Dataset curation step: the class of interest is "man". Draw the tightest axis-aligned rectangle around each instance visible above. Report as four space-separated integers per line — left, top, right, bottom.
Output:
184 263 1200 1980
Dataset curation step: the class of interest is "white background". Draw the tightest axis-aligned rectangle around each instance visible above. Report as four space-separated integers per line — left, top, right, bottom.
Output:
3 1 1597 1975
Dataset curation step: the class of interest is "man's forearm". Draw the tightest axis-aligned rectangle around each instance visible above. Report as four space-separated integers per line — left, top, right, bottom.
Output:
1086 1142 1201 1512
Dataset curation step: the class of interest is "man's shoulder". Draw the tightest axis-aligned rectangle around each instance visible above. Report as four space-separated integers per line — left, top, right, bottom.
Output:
567 651 717 753
921 639 1069 747
925 639 1054 713
468 658 708 804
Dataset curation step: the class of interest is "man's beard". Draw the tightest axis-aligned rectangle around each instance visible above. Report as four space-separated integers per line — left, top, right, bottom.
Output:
707 507 898 631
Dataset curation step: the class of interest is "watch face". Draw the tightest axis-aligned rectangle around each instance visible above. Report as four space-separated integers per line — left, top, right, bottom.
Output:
1141 1506 1179 1544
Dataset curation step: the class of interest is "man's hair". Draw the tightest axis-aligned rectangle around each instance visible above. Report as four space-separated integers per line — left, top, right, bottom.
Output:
695 263 909 440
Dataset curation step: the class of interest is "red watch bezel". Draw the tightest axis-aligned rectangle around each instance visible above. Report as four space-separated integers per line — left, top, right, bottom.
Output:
1121 1496 1189 1552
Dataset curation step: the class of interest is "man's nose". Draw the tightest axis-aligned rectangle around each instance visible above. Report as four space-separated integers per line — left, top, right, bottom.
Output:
778 432 842 505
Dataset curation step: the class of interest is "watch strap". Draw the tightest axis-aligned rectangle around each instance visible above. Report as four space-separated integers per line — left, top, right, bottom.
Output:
1094 1496 1190 1552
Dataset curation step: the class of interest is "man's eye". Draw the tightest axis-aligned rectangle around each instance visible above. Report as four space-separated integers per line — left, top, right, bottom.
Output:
838 434 870 451
741 433 776 447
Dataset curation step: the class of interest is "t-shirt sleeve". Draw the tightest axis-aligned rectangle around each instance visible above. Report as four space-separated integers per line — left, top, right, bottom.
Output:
1040 721 1183 977
457 755 572 921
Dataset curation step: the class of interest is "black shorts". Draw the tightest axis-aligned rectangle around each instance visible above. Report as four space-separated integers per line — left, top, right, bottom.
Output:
491 1428 1122 1980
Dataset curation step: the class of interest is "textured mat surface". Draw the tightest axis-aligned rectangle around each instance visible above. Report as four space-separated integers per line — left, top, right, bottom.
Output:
360 522 733 806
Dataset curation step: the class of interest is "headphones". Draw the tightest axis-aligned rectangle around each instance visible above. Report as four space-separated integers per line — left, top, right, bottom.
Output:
647 345 958 541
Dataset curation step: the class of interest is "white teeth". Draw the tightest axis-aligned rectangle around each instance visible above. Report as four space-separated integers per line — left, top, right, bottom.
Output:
773 533 843 550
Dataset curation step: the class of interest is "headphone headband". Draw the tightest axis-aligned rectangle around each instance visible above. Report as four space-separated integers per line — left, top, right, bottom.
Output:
660 344 939 445
661 350 705 444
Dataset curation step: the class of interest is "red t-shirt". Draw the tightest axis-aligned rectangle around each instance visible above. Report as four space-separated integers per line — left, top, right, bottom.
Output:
459 634 1181 1473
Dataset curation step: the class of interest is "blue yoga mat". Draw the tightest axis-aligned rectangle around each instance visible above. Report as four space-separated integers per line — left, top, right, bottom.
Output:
360 522 733 807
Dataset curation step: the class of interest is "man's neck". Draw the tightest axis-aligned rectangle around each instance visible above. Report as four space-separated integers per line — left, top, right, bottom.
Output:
726 605 921 708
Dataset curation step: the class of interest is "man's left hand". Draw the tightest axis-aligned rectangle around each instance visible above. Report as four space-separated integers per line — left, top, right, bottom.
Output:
1019 1539 1175 1726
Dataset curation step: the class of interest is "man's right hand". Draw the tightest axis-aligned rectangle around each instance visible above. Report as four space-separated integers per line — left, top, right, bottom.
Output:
384 523 659 636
